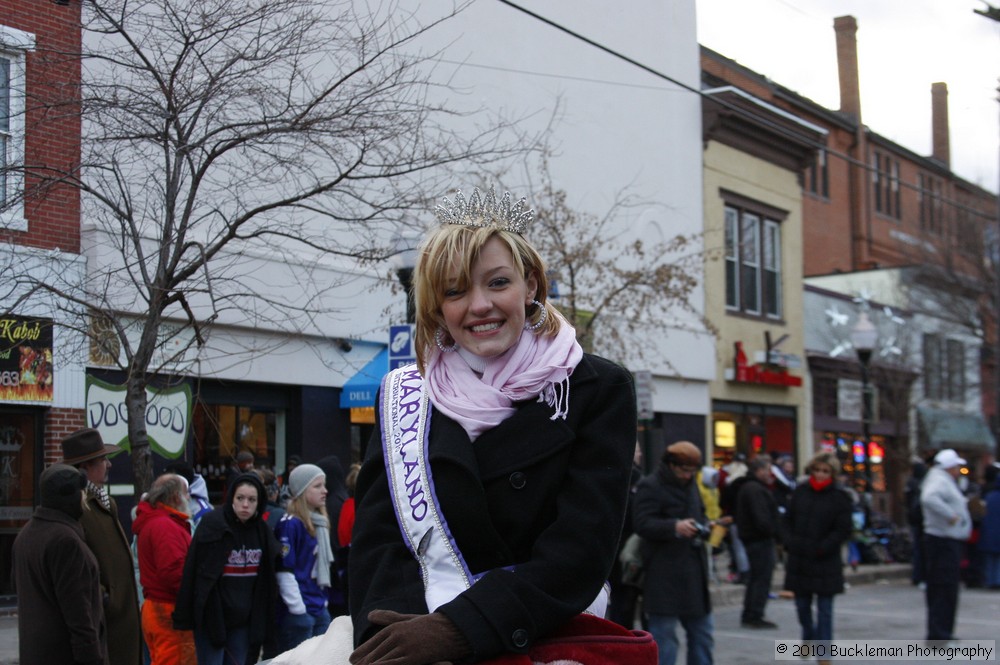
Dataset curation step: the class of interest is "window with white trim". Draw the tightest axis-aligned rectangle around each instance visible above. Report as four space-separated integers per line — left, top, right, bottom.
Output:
0 25 35 232
922 334 965 403
724 202 783 319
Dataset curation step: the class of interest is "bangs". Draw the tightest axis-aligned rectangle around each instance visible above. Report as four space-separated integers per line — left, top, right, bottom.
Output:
421 227 527 303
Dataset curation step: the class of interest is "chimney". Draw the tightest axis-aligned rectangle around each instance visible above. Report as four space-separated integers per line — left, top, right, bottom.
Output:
931 82 950 167
834 16 861 123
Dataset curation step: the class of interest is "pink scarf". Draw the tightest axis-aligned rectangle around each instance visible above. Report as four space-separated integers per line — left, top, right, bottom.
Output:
425 313 583 441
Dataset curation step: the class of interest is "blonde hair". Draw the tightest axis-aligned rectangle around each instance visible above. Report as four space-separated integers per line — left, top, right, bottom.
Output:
413 224 560 373
807 451 841 477
285 491 328 538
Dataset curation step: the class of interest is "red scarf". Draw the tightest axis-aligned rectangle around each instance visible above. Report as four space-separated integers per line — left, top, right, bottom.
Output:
810 476 833 491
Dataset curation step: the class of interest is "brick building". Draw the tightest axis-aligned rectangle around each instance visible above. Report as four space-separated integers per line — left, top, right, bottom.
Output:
0 0 86 595
702 15 999 513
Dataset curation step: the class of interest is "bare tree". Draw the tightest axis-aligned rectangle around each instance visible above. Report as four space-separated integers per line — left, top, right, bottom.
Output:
525 152 711 366
3 0 527 495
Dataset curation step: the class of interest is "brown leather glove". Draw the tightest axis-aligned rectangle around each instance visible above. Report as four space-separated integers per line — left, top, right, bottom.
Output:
349 610 472 665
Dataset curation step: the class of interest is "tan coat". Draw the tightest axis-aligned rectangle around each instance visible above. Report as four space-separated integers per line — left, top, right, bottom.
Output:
80 492 142 665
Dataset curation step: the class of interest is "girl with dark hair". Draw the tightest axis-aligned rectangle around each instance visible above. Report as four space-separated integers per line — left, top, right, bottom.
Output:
173 473 279 665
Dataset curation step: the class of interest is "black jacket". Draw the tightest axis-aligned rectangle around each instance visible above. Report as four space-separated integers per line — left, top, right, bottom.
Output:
736 476 780 544
632 464 710 618
782 482 853 596
349 354 636 662
173 474 279 648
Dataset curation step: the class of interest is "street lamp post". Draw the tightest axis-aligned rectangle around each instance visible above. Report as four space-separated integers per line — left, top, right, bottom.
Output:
850 310 878 493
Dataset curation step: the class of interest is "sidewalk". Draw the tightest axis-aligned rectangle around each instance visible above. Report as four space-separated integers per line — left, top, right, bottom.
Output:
709 560 912 608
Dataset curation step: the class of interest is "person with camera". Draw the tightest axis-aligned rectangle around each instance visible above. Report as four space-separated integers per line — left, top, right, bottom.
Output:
633 441 714 665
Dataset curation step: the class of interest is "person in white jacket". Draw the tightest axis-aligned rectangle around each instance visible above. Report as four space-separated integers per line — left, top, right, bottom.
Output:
920 449 972 642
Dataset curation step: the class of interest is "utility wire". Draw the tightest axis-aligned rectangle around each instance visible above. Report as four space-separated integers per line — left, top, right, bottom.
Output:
494 0 997 221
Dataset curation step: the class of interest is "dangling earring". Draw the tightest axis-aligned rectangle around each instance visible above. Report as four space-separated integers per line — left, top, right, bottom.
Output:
435 327 457 353
524 300 547 332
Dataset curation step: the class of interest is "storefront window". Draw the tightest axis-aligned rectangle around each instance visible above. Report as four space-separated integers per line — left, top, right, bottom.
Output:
712 401 797 469
190 402 279 504
819 431 886 493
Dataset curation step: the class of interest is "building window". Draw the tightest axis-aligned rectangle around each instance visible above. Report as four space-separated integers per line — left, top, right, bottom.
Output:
807 148 829 199
0 25 34 232
919 173 944 235
724 203 783 319
923 334 965 403
872 151 900 219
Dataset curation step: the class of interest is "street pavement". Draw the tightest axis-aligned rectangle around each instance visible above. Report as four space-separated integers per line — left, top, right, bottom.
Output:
0 567 995 664
700 576 1000 664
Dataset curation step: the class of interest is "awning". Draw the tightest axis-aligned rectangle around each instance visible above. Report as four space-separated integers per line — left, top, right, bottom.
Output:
339 347 388 408
917 406 996 453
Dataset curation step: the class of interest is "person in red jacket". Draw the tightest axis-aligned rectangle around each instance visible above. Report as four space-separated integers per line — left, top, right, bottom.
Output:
133 473 196 664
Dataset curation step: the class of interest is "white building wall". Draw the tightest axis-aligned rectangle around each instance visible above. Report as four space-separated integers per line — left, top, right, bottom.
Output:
404 0 712 401
0 245 88 408
80 1 709 401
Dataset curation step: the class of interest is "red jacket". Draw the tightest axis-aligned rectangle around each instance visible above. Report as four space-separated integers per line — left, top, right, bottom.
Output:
133 501 191 603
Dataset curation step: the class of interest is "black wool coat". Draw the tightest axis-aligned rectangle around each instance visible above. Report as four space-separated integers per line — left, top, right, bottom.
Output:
13 506 108 665
782 481 853 596
736 476 780 544
349 354 636 662
632 464 711 618
173 480 280 649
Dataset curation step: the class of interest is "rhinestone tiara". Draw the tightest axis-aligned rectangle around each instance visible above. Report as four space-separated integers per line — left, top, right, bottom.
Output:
434 185 534 235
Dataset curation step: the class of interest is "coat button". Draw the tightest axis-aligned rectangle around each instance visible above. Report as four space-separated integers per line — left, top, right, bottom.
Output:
511 628 529 648
509 472 527 489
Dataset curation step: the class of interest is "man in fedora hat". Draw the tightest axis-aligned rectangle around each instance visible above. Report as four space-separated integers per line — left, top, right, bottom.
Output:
63 427 142 665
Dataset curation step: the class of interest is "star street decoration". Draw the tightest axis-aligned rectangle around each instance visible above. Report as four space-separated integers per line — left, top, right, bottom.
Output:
825 293 905 360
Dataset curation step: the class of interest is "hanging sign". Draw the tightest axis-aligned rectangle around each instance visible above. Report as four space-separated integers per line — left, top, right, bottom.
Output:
85 376 192 458
0 316 54 403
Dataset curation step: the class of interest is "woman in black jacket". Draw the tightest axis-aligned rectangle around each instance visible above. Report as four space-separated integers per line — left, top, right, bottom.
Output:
173 472 279 665
348 186 644 665
782 452 852 663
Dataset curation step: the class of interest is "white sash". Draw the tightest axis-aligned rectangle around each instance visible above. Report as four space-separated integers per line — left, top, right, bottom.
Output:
380 364 609 618
381 365 481 611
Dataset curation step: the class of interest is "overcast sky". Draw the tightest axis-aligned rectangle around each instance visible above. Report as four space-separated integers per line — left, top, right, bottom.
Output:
696 0 1000 194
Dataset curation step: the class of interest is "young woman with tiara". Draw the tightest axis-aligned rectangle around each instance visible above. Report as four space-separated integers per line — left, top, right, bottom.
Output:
347 186 655 665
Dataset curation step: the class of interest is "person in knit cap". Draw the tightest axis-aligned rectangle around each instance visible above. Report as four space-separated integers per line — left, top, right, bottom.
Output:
634 441 714 665
61 427 142 665
275 463 333 651
13 464 107 665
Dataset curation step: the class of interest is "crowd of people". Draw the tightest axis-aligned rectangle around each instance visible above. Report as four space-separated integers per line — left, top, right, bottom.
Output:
12 184 1000 665
14 186 659 665
618 444 1000 665
12 426 364 665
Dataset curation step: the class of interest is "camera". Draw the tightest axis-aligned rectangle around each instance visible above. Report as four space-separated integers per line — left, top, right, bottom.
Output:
690 520 711 547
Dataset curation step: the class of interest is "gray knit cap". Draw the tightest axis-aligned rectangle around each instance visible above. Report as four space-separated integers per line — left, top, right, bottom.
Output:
288 463 325 499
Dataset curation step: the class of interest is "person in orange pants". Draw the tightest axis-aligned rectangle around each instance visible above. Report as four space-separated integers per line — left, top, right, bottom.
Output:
133 473 197 664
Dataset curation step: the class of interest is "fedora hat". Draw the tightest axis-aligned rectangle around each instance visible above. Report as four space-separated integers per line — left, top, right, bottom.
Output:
61 428 122 466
